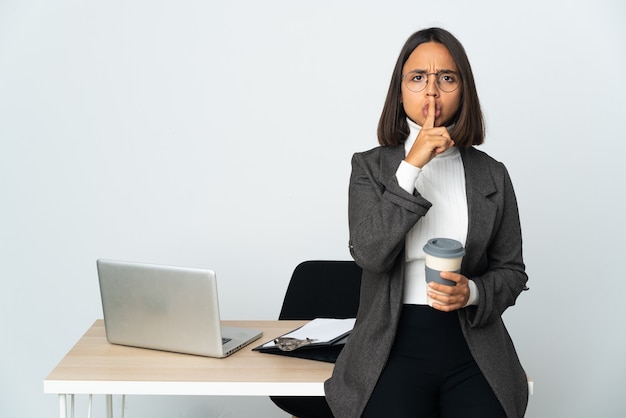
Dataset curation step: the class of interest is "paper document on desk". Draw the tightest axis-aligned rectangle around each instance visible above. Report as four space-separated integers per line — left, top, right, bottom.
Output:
260 318 356 348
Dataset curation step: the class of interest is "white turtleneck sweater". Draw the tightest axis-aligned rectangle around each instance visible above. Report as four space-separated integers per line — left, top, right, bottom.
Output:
395 118 478 306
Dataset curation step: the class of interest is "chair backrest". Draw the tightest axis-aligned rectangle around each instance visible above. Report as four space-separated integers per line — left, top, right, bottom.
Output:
278 260 362 320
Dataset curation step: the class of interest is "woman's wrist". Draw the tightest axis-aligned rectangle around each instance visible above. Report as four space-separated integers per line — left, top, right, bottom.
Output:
464 279 479 307
396 160 422 193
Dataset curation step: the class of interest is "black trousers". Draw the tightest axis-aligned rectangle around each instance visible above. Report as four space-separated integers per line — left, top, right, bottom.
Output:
362 305 506 418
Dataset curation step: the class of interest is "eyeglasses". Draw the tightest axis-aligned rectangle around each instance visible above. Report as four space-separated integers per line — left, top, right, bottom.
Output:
402 70 461 93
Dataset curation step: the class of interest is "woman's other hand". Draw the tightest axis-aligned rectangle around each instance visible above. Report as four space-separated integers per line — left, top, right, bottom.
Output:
428 271 470 311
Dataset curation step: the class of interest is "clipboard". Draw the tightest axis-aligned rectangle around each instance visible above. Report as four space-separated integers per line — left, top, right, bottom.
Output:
252 318 355 363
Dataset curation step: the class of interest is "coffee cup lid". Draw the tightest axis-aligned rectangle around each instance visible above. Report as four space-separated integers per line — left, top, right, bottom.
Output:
423 238 465 258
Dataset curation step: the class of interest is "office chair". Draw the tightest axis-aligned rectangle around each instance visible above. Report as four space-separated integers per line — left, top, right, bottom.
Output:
270 260 362 418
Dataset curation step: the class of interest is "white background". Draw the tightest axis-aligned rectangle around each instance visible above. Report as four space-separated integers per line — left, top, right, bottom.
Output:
1 1 625 417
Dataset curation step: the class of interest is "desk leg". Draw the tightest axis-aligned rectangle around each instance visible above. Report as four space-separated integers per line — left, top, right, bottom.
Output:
58 394 75 418
58 394 66 418
106 395 113 418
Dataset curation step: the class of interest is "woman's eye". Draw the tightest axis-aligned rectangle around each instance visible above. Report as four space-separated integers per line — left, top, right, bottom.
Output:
440 74 456 83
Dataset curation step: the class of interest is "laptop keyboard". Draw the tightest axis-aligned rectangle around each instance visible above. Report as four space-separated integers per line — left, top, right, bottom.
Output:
222 337 231 345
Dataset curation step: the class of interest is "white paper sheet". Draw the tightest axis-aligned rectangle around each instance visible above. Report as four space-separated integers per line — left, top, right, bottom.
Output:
262 318 356 348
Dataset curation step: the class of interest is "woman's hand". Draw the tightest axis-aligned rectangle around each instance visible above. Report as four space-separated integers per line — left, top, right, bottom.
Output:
404 96 455 169
428 271 470 312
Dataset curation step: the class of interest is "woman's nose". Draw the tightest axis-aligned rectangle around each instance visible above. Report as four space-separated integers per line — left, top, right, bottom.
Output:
425 75 439 96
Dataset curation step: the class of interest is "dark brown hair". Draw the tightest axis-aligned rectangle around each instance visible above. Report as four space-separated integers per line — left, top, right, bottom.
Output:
377 27 484 147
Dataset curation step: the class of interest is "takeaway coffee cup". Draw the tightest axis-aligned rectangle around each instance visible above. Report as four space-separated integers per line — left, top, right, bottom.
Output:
423 238 465 307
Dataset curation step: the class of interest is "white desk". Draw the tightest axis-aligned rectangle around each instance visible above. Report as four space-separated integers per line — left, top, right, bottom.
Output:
44 320 329 417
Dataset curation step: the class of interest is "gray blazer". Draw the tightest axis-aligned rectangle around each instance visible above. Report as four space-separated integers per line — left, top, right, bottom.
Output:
325 145 529 418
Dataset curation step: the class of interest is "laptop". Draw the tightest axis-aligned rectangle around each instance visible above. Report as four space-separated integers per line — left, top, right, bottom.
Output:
97 259 263 358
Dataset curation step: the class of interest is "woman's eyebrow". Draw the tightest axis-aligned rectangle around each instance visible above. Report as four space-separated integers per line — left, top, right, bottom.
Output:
406 68 457 74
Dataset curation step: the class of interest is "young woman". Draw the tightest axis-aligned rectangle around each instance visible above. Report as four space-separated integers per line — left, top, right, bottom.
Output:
325 27 529 418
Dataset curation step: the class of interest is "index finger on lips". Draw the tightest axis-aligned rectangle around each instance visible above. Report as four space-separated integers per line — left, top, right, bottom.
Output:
424 96 435 129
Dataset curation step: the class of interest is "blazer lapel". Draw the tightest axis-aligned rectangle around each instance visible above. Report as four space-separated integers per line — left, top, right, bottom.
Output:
459 147 498 271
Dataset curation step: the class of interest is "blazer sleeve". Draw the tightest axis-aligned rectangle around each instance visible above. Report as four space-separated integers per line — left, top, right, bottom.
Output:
348 149 431 274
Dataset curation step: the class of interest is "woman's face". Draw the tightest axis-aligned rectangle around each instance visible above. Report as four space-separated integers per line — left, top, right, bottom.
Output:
401 42 462 127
